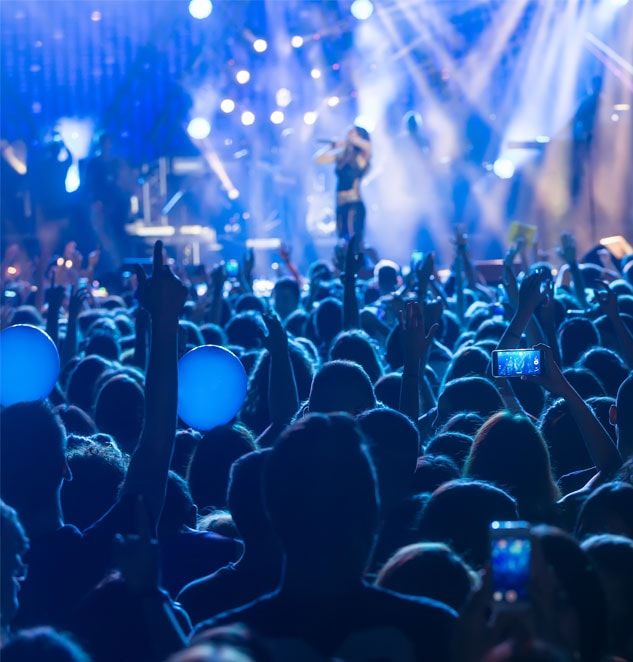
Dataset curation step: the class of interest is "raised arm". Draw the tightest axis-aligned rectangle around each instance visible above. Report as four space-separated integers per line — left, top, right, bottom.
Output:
314 143 341 165
399 301 438 423
528 344 621 477
60 286 89 367
263 312 299 428
45 272 65 349
343 235 362 330
132 306 150 371
595 283 633 368
122 241 188 529
558 232 588 310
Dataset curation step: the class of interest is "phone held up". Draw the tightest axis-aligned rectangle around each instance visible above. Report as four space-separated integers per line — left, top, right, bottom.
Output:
490 521 532 611
492 349 542 379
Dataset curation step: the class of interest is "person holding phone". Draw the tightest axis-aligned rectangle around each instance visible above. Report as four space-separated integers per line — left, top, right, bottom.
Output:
314 126 372 241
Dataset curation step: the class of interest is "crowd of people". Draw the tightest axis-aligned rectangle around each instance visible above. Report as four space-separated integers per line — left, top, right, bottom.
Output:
1 226 632 662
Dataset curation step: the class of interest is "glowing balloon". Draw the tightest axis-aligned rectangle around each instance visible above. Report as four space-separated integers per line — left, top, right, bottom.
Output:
177 345 247 431
0 325 60 406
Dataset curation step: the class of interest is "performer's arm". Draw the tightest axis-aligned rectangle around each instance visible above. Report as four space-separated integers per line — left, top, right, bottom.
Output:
349 134 372 160
314 146 339 165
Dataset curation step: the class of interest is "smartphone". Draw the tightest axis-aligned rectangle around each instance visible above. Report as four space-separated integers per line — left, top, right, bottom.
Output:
492 349 542 378
195 283 208 298
411 251 424 268
225 259 239 279
78 277 89 290
490 521 531 609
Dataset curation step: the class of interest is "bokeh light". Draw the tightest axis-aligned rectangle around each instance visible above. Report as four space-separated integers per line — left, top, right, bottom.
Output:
235 69 251 84
187 117 211 139
350 0 374 21
253 38 267 53
303 111 317 125
270 110 284 125
188 0 213 20
310 68 322 80
291 35 304 48
220 98 235 113
493 158 515 179
275 88 292 107
241 111 255 126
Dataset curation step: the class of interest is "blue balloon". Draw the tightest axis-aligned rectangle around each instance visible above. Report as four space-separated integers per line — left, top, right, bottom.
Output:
1 324 60 406
177 345 247 431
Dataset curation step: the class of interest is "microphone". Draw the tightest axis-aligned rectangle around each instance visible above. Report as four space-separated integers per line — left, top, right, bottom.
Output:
317 138 338 145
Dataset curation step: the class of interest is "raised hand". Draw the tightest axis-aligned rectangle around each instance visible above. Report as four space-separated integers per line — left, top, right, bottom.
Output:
594 281 618 319
209 262 226 294
400 300 438 366
517 270 548 315
263 312 288 354
45 271 66 311
557 232 577 265
68 285 90 318
243 247 255 279
522 343 569 397
135 241 187 320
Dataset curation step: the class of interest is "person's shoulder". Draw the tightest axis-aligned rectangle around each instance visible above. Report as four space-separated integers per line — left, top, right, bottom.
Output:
191 591 278 638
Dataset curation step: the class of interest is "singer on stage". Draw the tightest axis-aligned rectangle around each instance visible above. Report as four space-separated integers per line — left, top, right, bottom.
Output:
315 126 372 240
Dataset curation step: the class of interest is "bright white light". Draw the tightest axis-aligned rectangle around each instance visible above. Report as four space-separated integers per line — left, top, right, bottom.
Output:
187 117 211 139
189 0 213 20
291 35 304 48
235 69 251 84
303 111 317 125
611 0 628 6
270 110 285 125
276 88 292 107
535 135 550 144
611 113 620 122
220 99 235 113
241 111 255 126
90 10 102 22
65 163 80 193
310 68 322 80
56 117 94 159
493 158 515 179
354 115 375 133
228 189 240 200
327 96 340 108
253 38 268 53
350 0 374 20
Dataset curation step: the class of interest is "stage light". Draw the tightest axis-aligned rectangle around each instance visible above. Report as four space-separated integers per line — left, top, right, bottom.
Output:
350 0 374 20
327 95 340 107
220 98 235 113
65 164 80 193
611 113 620 122
187 117 211 139
493 158 515 179
189 0 213 20
228 189 240 200
303 111 317 125
611 0 628 6
253 38 267 53
236 69 251 84
270 110 284 125
276 88 292 107
241 111 255 126
310 68 322 80
535 135 550 143
291 35 304 48
90 10 102 22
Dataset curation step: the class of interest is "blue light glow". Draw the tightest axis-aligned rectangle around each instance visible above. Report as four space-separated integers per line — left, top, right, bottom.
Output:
177 345 247 430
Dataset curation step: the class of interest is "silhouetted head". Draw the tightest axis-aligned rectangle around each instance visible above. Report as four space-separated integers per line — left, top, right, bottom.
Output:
1 500 28 629
532 525 608 662
273 278 301 320
358 407 419 511
465 412 559 521
374 373 401 410
578 348 628 398
376 542 475 611
315 298 343 346
159 471 197 536
188 424 256 510
308 360 376 416
84 332 121 362
612 373 633 457
436 377 503 426
562 368 605 399
442 346 490 387
413 454 460 494
575 481 633 540
66 355 112 413
329 330 383 383
264 414 378 575
425 432 473 470
225 312 267 350
559 318 599 366
1 401 67 517
420 480 517 568
53 404 98 437
1 627 90 662
94 376 144 455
